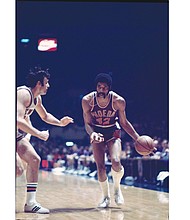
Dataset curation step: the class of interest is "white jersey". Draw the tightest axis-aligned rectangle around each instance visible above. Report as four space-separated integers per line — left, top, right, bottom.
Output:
17 85 39 118
17 85 39 141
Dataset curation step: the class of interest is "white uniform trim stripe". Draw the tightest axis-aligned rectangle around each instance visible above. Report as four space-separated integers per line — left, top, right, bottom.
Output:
92 123 116 128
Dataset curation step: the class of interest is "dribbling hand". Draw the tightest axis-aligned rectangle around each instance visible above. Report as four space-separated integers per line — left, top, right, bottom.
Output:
90 132 104 143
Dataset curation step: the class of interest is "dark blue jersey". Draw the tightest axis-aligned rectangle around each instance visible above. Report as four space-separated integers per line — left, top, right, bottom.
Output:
90 91 118 128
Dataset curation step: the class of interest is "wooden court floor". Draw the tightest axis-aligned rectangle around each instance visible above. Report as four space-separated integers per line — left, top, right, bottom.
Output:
16 170 169 220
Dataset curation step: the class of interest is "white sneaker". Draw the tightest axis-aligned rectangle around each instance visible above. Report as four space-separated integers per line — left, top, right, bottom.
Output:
24 203 50 214
98 197 111 208
114 190 124 206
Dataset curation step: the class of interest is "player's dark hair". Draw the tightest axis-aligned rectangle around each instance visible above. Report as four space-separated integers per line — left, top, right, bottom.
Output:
95 73 112 89
26 66 50 88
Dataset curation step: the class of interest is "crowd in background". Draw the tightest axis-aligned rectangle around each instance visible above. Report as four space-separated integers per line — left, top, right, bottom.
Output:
31 120 169 173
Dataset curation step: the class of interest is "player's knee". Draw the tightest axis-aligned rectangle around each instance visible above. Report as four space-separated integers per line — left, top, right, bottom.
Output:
16 166 24 177
96 164 106 174
30 155 41 167
111 158 121 170
35 155 41 164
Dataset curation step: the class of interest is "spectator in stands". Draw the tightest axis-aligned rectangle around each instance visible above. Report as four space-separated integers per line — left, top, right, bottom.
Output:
160 139 169 160
66 144 79 172
121 142 135 159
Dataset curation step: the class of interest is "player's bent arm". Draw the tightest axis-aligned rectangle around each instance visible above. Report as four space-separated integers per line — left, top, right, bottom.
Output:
24 117 32 141
35 96 73 127
116 98 140 141
17 91 43 138
82 96 104 143
17 116 41 138
17 101 41 137
81 97 94 136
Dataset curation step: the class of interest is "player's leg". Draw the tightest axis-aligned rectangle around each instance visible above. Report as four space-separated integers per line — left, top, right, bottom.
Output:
16 152 25 177
108 138 124 205
17 138 49 214
92 143 110 208
17 138 41 183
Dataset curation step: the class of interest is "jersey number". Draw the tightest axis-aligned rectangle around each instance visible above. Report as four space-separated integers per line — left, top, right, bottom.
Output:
96 117 110 125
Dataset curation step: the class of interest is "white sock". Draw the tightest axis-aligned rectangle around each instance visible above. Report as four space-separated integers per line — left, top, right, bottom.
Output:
26 183 38 205
98 178 110 198
111 166 124 191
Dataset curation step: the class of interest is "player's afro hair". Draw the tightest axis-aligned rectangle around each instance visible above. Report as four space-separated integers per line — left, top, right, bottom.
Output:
95 73 112 89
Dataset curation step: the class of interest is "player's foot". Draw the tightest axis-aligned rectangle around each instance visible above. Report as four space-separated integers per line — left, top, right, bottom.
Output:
24 202 50 214
98 196 111 208
114 189 124 206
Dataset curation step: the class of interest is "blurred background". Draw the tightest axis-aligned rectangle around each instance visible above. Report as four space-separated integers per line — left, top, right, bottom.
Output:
16 1 168 131
16 1 169 191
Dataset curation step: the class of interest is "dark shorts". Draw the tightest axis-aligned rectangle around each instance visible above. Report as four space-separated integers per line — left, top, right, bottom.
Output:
93 125 121 143
17 129 27 142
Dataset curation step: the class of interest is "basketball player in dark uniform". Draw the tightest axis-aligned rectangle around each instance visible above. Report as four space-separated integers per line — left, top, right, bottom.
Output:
17 67 74 213
82 73 140 208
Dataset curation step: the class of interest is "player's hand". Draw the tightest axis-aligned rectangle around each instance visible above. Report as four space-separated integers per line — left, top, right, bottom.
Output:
38 130 49 141
25 133 32 142
90 132 104 143
60 116 74 126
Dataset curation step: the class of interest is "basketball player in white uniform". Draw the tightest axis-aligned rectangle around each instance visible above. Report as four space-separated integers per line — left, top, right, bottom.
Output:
17 67 74 213
82 73 140 208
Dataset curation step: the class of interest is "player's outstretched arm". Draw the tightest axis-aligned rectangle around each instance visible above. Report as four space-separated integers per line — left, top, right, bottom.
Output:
35 96 74 127
60 116 74 126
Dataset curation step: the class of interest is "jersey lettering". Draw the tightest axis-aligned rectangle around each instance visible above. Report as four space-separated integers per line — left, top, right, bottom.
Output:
91 92 117 127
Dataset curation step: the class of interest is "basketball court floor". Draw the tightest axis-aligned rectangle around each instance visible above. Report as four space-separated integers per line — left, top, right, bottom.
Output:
16 170 169 220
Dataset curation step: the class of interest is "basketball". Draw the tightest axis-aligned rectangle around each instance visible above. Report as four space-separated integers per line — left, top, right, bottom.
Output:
135 135 154 156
